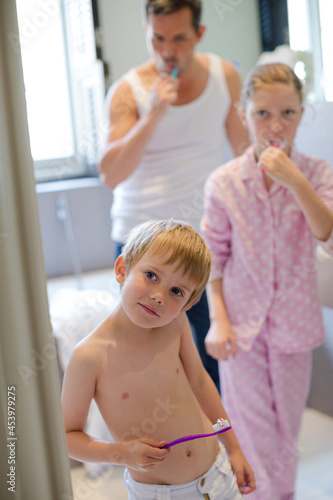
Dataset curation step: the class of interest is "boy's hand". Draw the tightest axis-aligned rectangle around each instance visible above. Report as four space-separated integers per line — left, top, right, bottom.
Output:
205 319 237 360
119 438 170 472
229 449 256 495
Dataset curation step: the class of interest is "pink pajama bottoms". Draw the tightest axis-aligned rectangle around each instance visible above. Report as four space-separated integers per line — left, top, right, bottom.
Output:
220 326 312 500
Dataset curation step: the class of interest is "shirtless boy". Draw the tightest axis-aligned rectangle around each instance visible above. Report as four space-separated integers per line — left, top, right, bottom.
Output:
61 219 255 499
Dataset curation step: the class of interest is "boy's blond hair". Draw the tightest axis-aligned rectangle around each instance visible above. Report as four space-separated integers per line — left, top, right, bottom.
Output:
241 63 303 107
122 219 211 308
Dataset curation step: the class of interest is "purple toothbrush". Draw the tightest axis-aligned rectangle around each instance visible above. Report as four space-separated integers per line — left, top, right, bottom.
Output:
163 418 231 449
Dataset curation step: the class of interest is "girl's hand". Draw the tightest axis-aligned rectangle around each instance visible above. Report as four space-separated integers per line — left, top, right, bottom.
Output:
229 448 256 495
205 319 237 361
118 438 170 472
258 146 303 190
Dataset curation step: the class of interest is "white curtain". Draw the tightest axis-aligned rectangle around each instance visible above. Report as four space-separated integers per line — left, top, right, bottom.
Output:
0 1 73 498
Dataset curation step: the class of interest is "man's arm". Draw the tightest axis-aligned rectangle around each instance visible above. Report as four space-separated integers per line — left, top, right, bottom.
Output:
99 74 179 190
222 60 250 157
61 342 170 469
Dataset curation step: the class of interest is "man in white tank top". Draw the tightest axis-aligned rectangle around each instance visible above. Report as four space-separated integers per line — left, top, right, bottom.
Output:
99 0 250 392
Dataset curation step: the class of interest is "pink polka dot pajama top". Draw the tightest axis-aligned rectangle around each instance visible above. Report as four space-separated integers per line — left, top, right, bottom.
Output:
201 144 333 500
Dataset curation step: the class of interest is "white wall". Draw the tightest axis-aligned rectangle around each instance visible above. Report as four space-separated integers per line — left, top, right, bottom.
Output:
37 179 115 278
38 1 262 280
295 101 333 311
98 0 262 85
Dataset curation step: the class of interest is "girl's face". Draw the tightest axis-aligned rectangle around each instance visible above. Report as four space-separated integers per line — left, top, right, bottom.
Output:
240 83 303 158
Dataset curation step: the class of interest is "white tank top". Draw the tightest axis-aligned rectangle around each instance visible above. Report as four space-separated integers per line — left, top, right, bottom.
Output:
111 53 231 242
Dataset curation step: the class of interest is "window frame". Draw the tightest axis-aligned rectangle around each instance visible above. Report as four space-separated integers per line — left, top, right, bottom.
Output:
17 0 107 183
259 0 332 102
287 0 331 102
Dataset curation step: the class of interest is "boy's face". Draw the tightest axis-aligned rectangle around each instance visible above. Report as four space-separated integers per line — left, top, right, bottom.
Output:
115 250 196 329
144 7 205 75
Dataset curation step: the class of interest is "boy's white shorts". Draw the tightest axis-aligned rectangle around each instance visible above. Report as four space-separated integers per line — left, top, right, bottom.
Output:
124 443 242 500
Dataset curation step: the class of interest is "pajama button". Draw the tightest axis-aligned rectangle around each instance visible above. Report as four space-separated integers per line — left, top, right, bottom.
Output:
200 478 205 486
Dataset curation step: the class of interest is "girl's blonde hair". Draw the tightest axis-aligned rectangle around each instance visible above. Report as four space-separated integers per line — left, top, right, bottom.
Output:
122 219 212 308
241 63 303 107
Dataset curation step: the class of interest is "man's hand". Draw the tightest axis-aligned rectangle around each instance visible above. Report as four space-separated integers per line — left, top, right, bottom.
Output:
148 73 179 123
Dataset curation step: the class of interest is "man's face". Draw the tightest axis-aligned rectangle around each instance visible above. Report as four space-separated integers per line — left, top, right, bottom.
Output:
145 7 205 75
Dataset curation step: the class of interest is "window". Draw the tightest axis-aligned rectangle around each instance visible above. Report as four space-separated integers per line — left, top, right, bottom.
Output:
318 0 333 101
14 0 106 182
259 0 289 52
287 0 333 101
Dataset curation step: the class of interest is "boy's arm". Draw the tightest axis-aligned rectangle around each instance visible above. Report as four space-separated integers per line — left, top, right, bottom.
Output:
61 343 170 470
99 75 178 190
179 313 255 494
61 343 112 462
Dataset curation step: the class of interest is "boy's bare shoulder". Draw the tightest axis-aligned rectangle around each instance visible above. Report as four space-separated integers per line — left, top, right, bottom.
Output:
166 310 190 336
62 315 117 403
71 314 116 365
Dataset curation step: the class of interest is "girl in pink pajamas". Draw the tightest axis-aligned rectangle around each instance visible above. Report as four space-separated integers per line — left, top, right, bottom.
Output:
201 63 333 500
